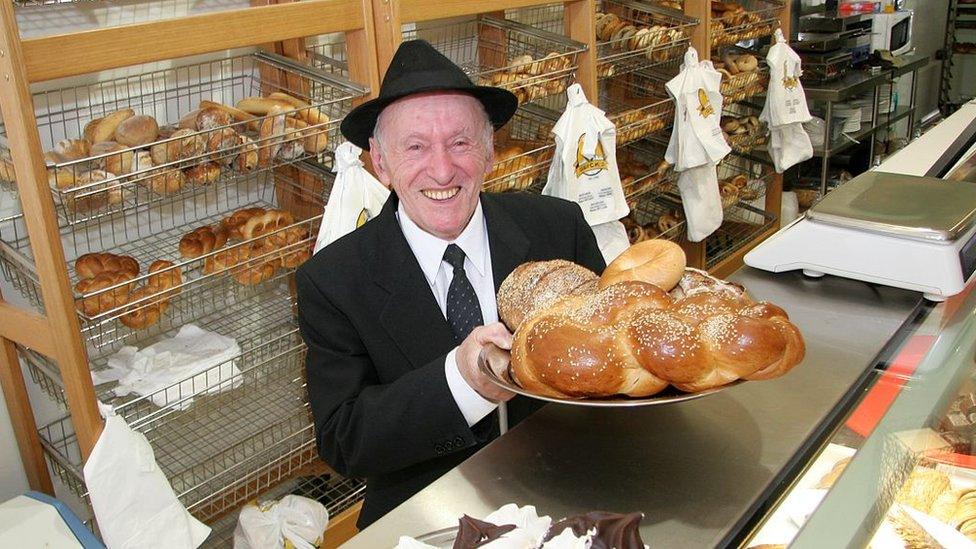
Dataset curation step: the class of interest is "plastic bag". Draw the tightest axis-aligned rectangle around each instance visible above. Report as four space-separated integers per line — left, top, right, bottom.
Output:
543 83 629 227
664 47 729 242
233 495 329 549
760 29 814 172
84 403 210 549
313 142 390 253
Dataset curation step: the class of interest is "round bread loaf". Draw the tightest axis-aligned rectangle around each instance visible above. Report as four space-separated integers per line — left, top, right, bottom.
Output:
599 239 686 291
497 259 598 331
114 115 159 147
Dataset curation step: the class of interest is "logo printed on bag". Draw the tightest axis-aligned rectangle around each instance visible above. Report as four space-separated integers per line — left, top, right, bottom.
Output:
574 134 609 177
783 61 799 90
696 89 714 118
356 208 370 228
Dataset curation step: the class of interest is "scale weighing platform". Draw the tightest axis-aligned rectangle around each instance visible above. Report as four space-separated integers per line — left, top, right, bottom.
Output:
745 171 976 302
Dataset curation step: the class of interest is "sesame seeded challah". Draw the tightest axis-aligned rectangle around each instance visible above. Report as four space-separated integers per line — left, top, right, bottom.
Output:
497 243 805 398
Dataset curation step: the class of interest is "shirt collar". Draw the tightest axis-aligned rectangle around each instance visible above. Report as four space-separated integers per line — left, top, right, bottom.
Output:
397 199 488 285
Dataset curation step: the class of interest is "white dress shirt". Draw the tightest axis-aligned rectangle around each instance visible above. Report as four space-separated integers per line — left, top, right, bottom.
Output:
397 201 498 427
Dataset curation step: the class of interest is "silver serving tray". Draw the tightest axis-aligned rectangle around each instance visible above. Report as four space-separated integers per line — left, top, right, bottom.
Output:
477 343 738 408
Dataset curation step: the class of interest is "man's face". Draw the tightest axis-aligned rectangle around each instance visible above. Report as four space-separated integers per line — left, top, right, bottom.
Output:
370 91 493 241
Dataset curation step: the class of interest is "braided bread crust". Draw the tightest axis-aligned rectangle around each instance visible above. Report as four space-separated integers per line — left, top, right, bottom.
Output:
503 264 805 398
75 252 139 279
179 225 229 259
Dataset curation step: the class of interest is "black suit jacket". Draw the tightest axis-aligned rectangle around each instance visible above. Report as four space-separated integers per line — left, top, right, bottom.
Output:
295 191 605 528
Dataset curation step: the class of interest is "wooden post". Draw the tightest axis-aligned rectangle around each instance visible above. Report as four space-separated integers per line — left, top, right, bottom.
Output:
371 0 402 81
684 0 711 60
564 0 597 101
0 337 54 494
0 0 102 458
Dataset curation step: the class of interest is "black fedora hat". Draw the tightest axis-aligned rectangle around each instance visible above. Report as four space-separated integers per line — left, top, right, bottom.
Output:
340 39 518 150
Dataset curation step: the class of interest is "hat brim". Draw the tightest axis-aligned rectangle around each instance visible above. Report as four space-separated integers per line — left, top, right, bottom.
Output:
340 85 518 151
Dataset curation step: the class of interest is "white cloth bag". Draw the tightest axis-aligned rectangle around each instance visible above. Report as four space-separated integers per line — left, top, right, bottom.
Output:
543 83 629 228
84 404 210 549
665 47 729 242
313 142 390 253
233 495 329 549
761 29 814 172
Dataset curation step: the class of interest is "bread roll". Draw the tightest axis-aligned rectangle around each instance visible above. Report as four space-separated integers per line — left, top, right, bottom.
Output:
599 239 686 291
497 259 599 331
195 107 234 131
235 135 259 172
142 169 186 195
236 97 293 116
257 105 288 167
184 162 221 185
75 271 134 316
114 115 159 147
83 108 135 144
75 252 139 279
221 207 266 240
179 225 229 259
206 127 240 164
199 100 260 132
54 139 91 161
146 259 182 299
240 209 295 240
119 286 169 329
69 170 123 210
90 141 134 175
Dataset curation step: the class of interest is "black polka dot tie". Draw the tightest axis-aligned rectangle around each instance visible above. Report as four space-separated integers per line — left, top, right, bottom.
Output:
443 244 484 343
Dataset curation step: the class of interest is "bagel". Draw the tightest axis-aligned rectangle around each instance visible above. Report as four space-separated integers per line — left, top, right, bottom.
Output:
599 239 687 291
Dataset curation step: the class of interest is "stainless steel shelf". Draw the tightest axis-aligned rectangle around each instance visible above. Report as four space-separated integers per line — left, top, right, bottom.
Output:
814 105 916 157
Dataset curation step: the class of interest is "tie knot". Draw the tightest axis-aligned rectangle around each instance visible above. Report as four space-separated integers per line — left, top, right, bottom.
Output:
443 244 466 270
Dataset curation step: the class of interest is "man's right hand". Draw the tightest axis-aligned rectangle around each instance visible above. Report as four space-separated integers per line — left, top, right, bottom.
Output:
455 322 517 403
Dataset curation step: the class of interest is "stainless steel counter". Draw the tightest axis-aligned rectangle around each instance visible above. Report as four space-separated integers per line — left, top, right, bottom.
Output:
342 269 922 548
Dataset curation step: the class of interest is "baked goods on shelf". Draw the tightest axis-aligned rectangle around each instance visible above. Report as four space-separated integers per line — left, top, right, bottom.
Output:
594 11 687 64
721 114 767 153
713 52 767 103
486 140 551 192
189 206 312 286
710 1 782 47
44 92 330 214
72 251 182 328
477 53 573 104
497 243 805 398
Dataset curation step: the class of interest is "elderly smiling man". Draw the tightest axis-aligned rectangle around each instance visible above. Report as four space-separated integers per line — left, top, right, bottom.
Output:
296 40 605 528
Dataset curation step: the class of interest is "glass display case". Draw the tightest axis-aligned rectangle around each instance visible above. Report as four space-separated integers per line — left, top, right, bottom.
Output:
741 114 976 548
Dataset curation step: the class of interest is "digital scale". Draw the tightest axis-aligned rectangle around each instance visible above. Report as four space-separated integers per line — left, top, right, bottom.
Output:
745 172 976 302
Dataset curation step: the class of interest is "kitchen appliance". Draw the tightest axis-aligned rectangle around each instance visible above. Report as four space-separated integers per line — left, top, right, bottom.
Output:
795 11 873 80
869 10 914 56
744 171 976 302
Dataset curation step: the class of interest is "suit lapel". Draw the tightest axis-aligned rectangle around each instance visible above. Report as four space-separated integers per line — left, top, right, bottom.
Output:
365 193 531 368
366 194 457 368
481 194 530 292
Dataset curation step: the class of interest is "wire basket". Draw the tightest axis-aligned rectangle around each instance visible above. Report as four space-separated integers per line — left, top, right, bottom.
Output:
705 201 776 269
484 105 559 193
37 332 315 522
624 193 686 244
0 163 331 354
714 47 769 104
710 0 784 48
507 0 696 77
401 16 586 106
722 102 768 154
717 153 770 204
203 473 366 547
4 51 362 227
618 138 675 206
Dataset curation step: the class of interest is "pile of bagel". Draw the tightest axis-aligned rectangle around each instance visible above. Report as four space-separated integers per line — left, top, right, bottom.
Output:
710 1 779 46
594 11 687 64
44 93 329 213
497 240 805 398
721 115 767 154
487 140 553 192
478 53 573 104
621 208 682 244
712 52 765 103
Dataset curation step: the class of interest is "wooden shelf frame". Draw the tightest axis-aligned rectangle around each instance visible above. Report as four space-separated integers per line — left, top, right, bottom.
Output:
0 0 380 507
680 0 790 273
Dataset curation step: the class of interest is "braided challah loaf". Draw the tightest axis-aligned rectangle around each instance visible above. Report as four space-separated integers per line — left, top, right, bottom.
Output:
498 241 805 398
